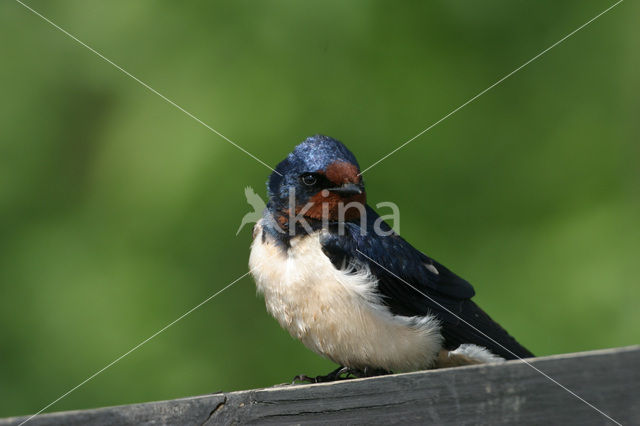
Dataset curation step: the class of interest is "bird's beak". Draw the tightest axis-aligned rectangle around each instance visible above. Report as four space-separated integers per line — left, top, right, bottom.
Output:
328 182 363 196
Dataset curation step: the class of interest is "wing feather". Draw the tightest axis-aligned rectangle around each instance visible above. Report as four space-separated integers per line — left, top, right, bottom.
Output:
320 206 533 360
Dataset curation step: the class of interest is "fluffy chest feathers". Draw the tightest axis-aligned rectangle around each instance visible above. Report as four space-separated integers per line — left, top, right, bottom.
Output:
249 219 442 372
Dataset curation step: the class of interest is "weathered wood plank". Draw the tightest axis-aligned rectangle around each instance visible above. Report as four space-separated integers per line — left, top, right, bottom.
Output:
1 395 226 426
3 346 638 425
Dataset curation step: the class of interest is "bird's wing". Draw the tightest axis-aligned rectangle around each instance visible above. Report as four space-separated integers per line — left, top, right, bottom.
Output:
319 207 533 360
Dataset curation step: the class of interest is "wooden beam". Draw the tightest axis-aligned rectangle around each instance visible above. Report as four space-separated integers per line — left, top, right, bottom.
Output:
2 346 638 425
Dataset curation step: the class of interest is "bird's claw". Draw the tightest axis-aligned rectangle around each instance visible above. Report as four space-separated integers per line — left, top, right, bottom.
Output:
291 366 349 384
291 374 316 384
291 366 391 384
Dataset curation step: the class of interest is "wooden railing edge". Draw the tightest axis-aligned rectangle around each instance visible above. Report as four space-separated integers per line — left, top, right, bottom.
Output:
3 345 639 425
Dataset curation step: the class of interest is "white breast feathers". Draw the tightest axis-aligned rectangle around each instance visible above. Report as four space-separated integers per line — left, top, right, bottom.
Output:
249 219 444 372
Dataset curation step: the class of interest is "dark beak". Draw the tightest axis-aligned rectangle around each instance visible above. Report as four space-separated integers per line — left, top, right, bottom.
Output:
328 183 363 196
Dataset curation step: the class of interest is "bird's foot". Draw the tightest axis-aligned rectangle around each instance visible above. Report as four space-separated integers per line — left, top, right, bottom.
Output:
292 366 391 384
353 366 392 378
292 366 350 384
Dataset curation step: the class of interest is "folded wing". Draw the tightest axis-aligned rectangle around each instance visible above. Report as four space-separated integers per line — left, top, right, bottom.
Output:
320 207 534 360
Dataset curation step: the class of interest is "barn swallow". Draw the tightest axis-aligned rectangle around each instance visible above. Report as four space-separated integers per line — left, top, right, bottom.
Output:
249 135 533 382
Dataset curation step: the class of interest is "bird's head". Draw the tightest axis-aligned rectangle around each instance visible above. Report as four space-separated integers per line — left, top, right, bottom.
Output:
267 135 366 223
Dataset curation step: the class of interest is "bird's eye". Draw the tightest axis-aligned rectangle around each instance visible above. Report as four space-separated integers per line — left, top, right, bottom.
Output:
301 173 317 186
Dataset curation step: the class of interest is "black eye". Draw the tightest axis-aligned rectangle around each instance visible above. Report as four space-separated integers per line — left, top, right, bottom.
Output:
301 173 317 186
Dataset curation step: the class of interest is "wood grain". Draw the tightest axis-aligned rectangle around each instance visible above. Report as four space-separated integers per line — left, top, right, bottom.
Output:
2 346 638 425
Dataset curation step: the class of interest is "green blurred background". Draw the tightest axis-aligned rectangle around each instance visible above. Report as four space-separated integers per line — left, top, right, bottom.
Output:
1 0 638 418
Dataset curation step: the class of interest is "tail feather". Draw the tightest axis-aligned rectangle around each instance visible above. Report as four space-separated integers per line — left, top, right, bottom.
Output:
441 300 534 360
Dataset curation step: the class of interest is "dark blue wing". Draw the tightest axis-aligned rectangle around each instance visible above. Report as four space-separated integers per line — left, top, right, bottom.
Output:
320 205 534 360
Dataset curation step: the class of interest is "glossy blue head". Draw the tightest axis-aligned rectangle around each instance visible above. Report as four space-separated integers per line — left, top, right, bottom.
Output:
267 135 366 220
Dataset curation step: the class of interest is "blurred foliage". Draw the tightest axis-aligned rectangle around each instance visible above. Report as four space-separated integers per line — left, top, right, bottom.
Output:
0 0 638 418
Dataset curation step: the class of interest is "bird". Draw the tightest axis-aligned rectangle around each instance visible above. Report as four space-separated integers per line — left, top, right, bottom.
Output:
249 135 533 382
236 186 267 236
